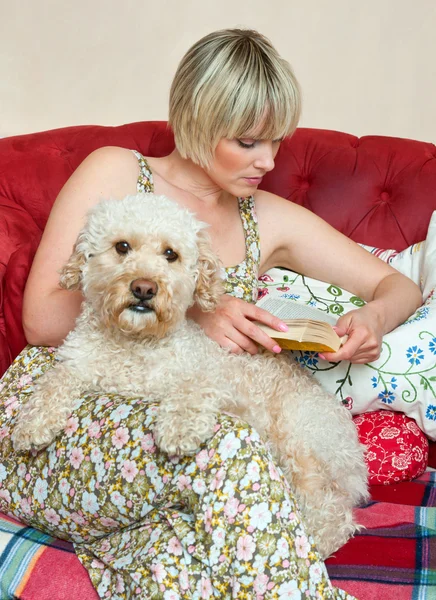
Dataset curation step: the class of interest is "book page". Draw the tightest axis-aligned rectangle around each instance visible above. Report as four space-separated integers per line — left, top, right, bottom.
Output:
256 296 337 325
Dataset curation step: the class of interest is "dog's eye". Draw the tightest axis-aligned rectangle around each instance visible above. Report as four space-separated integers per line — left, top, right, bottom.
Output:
115 241 131 255
164 248 179 262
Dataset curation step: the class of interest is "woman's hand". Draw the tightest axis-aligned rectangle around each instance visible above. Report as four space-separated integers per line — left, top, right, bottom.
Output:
319 305 385 364
188 294 288 355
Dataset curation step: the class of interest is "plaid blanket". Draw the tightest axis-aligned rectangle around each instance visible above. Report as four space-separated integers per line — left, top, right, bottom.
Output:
2 473 436 599
0 513 97 599
327 471 436 599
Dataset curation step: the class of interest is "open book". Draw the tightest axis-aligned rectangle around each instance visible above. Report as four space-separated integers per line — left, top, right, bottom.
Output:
255 295 347 352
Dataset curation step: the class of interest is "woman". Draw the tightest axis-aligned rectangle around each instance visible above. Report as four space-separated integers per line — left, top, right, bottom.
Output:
0 28 421 599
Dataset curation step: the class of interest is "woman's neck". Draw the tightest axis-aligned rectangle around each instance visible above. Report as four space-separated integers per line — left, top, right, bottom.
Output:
155 150 231 206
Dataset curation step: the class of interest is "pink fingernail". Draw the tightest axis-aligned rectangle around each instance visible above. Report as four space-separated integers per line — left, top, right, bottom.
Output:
273 345 282 353
279 323 288 332
318 354 326 360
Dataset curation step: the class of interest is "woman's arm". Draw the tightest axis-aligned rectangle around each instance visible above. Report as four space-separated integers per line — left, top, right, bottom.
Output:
23 147 139 346
190 193 422 361
257 194 422 362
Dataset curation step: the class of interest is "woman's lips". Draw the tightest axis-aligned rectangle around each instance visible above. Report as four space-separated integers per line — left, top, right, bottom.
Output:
243 176 263 185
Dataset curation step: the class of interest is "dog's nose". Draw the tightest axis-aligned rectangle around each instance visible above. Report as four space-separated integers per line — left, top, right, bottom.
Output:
130 279 158 300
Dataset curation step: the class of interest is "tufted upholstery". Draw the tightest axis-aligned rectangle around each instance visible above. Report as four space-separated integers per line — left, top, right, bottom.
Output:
1 121 436 377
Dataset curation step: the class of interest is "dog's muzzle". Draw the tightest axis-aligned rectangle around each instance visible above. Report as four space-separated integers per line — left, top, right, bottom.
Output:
129 278 157 313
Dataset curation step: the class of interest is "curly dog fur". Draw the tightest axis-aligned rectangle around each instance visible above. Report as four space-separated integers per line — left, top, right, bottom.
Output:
12 193 368 558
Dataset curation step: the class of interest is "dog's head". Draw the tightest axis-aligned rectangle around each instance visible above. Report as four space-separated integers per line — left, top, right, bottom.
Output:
60 194 224 338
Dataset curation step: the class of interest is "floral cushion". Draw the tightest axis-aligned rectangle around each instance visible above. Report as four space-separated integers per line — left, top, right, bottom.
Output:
258 211 436 440
353 410 428 485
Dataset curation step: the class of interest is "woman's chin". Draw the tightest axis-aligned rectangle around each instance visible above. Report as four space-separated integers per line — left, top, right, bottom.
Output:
232 182 260 197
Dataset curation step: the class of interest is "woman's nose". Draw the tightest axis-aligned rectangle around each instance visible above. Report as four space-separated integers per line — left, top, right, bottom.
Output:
253 142 275 172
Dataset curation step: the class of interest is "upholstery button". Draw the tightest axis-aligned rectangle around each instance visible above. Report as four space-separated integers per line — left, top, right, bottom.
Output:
300 180 310 191
380 191 390 202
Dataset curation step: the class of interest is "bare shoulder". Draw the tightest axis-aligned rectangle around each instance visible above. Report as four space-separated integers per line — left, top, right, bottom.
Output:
255 189 340 242
43 146 140 236
67 146 139 194
80 145 137 165
255 189 310 219
81 145 136 162
255 190 310 268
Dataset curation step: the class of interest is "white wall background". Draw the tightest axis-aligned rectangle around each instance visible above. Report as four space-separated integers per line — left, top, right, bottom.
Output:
1 0 435 142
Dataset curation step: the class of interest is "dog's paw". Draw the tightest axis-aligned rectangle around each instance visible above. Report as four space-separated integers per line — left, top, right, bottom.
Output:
12 417 60 452
153 424 204 456
153 413 216 456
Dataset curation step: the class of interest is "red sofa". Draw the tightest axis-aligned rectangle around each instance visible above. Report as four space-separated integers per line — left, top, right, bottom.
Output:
1 121 436 375
1 121 436 598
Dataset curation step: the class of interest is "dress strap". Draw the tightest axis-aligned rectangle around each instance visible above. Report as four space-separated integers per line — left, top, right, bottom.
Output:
221 196 261 303
238 196 261 267
132 150 154 193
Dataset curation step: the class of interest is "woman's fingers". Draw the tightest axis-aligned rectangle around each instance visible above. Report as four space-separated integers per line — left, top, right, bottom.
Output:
222 330 259 355
320 332 381 364
245 304 289 333
212 297 283 354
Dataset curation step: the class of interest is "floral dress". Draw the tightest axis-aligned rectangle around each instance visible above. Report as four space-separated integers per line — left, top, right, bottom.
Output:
0 153 355 600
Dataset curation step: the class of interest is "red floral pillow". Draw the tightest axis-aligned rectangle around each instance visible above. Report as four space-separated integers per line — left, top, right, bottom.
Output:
353 410 429 485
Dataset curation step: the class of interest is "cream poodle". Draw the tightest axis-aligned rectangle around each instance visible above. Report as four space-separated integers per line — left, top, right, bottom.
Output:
12 193 368 558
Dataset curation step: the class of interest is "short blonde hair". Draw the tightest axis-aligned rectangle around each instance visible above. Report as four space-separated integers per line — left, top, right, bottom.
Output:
169 28 301 168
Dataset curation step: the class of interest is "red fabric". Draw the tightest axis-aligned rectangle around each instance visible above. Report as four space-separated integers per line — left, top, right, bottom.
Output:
4 236 41 360
18 544 98 600
263 130 436 250
429 438 436 468
354 410 428 485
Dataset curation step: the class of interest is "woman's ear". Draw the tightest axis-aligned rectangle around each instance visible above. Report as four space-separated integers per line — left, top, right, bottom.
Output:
194 228 224 311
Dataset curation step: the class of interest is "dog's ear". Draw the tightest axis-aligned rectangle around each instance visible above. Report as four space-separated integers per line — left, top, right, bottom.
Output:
59 240 87 291
194 228 224 311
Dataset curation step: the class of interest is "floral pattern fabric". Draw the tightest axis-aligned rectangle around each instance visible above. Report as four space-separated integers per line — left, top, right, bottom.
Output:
0 156 354 599
353 410 428 485
0 347 353 599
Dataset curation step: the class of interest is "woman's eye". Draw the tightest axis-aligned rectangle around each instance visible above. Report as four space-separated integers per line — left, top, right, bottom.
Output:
115 241 131 255
164 248 179 262
237 139 255 149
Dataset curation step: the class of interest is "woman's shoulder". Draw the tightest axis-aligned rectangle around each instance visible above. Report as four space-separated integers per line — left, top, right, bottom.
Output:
81 145 138 168
67 146 140 196
255 189 324 222
255 189 302 219
254 189 328 271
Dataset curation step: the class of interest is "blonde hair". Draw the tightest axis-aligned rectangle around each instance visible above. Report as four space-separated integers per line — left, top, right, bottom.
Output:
169 28 301 168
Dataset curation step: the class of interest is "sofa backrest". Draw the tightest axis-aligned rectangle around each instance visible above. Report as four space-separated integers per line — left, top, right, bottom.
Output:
1 121 435 374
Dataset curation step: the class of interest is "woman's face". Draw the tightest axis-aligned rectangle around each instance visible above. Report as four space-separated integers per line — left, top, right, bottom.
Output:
207 136 281 197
